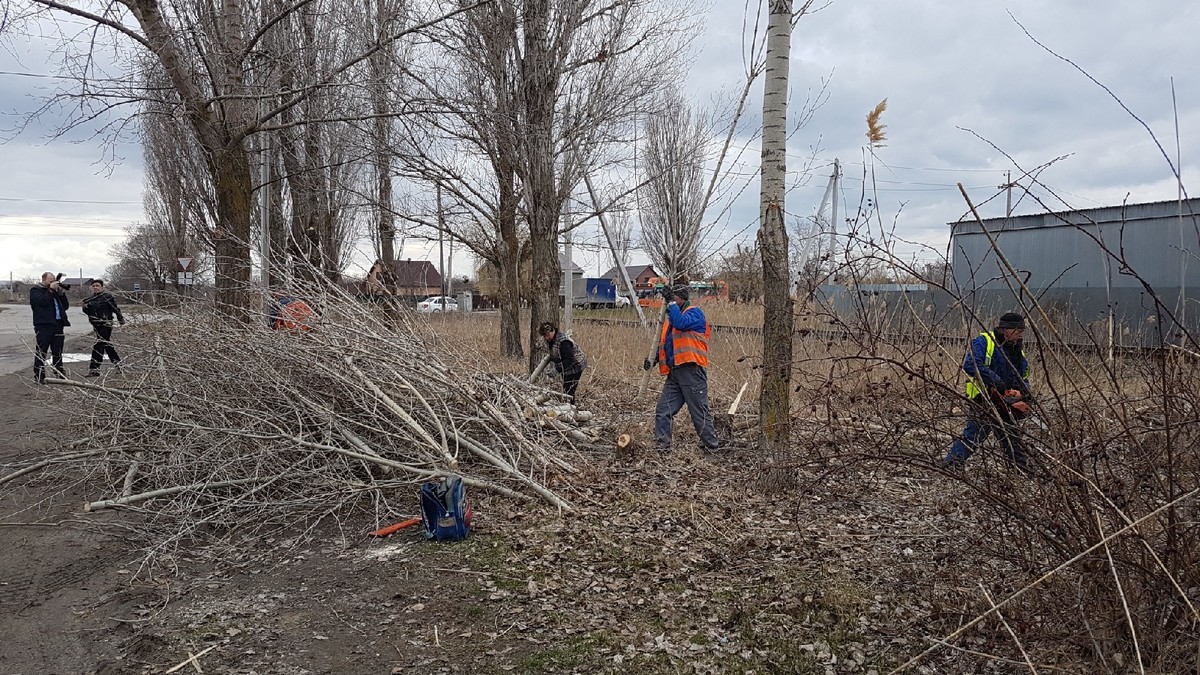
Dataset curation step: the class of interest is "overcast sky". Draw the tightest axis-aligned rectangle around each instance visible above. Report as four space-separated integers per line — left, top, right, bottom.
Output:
2 0 1197 281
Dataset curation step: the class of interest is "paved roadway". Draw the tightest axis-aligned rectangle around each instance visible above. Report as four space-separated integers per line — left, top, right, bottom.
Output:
0 303 121 376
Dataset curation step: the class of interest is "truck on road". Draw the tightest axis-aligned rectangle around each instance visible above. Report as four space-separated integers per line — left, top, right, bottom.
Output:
572 277 632 309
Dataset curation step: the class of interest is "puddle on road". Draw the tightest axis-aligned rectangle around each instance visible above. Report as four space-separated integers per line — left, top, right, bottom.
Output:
0 352 92 362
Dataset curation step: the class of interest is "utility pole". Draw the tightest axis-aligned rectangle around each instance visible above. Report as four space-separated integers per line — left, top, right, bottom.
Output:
800 161 838 289
829 158 840 271
999 170 1014 218
260 132 271 287
437 184 446 302
448 237 454 299
562 201 573 332
571 140 650 330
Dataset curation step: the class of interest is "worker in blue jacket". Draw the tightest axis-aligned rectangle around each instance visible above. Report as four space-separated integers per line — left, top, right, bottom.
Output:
944 312 1033 472
643 284 719 453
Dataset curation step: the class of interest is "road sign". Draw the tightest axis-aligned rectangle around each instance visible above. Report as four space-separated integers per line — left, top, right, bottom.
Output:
178 271 194 286
133 283 141 292
178 257 193 270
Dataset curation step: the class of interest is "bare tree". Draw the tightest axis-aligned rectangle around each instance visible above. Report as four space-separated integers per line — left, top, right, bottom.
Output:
4 0 477 317
390 0 692 364
638 91 710 281
516 0 696 370
603 205 634 275
402 0 529 358
758 0 795 450
140 68 216 290
367 0 408 265
106 221 207 290
715 242 763 303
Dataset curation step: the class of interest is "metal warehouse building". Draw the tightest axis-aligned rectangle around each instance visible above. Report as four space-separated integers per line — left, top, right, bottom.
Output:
951 197 1200 347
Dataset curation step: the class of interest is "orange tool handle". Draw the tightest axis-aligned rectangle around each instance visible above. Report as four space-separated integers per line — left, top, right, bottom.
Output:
370 517 421 537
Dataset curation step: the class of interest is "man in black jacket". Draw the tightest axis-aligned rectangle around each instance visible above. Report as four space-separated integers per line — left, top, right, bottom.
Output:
30 272 70 383
539 321 587 404
82 279 125 376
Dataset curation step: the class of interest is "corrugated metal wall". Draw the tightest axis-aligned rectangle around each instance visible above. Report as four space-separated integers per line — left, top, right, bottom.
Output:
950 197 1200 346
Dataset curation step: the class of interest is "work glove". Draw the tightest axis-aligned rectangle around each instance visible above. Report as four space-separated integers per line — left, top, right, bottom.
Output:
642 357 654 371
1011 401 1032 415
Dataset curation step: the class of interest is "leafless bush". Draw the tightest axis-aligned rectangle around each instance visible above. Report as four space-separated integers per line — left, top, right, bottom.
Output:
788 212 1200 671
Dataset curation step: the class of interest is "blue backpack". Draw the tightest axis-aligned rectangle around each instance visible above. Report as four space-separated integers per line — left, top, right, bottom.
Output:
419 475 473 541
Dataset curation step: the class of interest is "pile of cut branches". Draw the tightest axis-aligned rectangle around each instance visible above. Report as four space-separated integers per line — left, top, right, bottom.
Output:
8 284 604 554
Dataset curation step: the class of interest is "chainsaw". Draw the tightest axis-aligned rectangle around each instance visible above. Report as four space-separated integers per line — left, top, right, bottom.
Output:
991 388 1034 419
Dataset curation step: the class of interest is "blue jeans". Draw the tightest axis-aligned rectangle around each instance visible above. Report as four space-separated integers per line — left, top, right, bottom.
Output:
946 399 1027 469
654 364 719 450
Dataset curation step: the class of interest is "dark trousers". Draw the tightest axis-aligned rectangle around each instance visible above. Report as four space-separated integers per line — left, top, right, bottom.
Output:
90 324 121 371
654 363 719 450
946 397 1028 469
33 323 66 382
563 370 582 404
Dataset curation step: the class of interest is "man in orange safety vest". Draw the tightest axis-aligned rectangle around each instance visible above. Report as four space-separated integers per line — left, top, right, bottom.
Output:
642 283 720 454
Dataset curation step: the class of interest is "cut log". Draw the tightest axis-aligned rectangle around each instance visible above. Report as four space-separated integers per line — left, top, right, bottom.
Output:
528 354 552 383
615 433 643 460
553 411 581 425
733 417 757 431
716 413 756 439
537 416 598 443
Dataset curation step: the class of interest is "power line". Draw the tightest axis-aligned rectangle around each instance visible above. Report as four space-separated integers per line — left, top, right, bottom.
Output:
0 231 127 237
0 196 141 204
0 218 133 227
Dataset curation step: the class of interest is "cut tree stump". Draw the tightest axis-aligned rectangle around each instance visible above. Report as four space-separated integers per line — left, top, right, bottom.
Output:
615 433 643 460
715 412 756 440
714 413 733 440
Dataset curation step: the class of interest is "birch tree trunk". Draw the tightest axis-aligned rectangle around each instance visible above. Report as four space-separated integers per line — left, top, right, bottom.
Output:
758 0 794 451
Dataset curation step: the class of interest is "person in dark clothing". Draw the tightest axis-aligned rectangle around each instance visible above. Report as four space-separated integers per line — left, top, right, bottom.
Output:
539 321 587 404
82 279 125 376
944 312 1034 472
30 272 71 383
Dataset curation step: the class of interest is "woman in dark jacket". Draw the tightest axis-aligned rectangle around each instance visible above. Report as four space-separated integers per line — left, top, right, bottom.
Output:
539 321 587 404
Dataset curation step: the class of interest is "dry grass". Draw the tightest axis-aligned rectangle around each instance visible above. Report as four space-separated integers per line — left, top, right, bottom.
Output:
417 310 766 411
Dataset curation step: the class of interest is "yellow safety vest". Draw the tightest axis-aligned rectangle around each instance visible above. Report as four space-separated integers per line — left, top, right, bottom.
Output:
965 331 1029 398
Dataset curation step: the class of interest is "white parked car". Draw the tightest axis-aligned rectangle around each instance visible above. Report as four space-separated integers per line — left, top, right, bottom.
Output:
615 294 632 308
416 296 459 313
